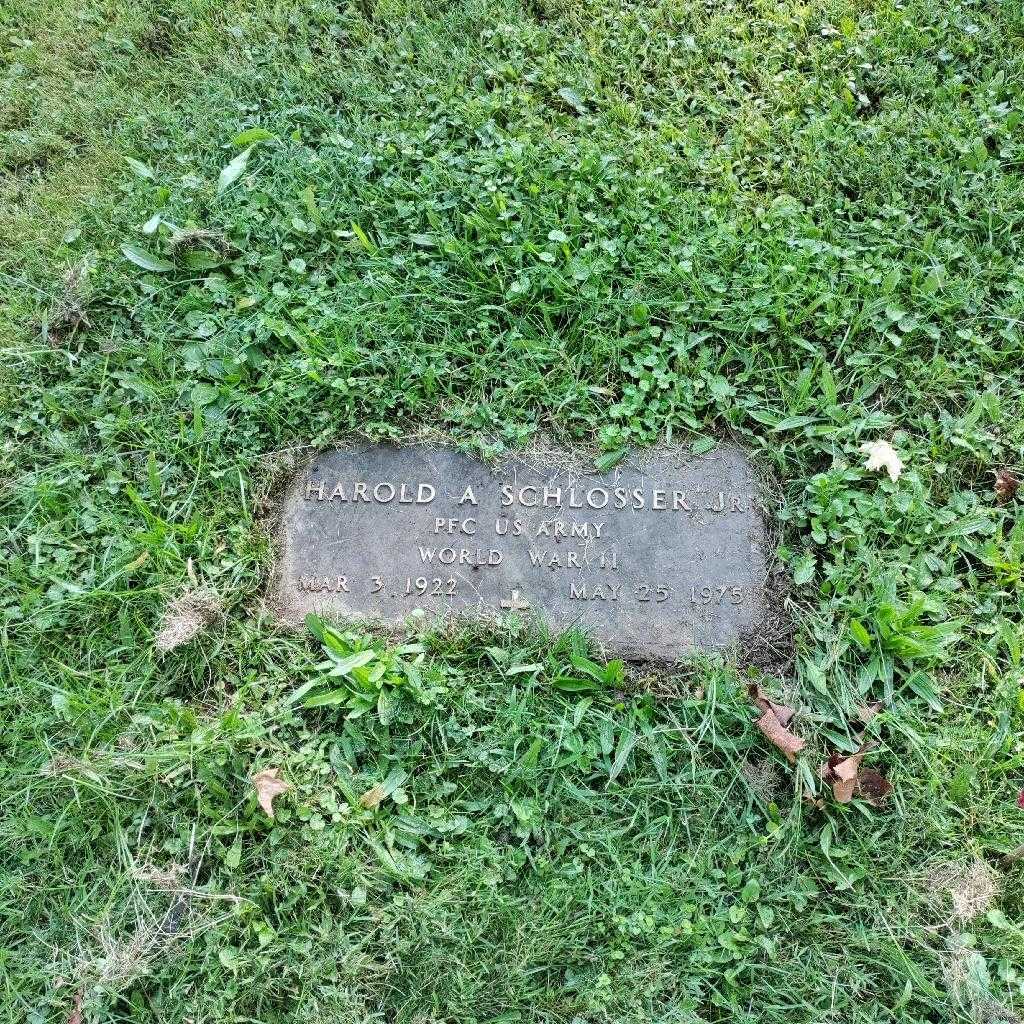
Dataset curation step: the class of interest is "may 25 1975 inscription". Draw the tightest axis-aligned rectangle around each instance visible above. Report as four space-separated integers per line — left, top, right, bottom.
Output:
270 444 771 661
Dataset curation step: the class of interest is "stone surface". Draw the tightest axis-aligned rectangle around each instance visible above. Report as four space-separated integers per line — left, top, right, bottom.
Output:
270 443 772 660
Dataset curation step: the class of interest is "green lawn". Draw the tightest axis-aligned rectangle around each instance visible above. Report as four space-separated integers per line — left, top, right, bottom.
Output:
2 0 1024 1021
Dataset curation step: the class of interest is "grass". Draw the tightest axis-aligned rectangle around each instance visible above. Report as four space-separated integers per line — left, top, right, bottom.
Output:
1 0 1023 1020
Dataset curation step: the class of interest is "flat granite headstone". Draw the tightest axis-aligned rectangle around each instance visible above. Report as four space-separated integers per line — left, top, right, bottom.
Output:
270 443 772 661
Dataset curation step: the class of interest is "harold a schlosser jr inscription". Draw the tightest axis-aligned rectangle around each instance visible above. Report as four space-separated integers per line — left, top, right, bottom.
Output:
271 444 772 661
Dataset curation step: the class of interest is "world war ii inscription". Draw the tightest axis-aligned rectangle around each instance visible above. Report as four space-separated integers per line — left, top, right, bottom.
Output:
272 444 771 660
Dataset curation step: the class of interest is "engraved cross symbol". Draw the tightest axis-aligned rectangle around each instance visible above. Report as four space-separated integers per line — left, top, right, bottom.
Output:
500 589 530 611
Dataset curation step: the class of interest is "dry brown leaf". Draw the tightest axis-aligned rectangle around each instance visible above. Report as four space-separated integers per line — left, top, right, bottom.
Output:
359 784 386 809
820 742 884 803
748 684 805 762
748 683 795 725
251 768 291 818
821 745 868 803
857 767 893 805
769 700 795 728
995 468 1020 504
754 710 806 762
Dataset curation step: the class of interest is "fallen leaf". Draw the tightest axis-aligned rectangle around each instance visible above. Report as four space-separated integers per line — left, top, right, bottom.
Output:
1017 789 1024 810
857 767 893 805
754 709 806 762
67 989 84 1024
251 768 291 818
860 439 903 482
359 784 386 809
748 683 805 762
820 742 879 803
995 468 1020 504
749 684 796 726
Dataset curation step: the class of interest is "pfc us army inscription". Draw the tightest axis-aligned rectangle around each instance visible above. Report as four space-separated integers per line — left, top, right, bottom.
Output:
271 444 771 660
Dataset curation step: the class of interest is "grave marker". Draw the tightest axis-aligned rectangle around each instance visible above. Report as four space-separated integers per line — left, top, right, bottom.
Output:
271 444 773 660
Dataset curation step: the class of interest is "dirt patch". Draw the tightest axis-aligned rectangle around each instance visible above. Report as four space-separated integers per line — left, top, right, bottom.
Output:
45 261 91 345
154 589 221 653
741 758 785 802
131 862 189 890
925 859 1000 925
168 227 230 261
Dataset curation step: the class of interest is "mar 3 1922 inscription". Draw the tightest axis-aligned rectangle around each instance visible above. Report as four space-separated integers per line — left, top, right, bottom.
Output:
271 444 772 660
